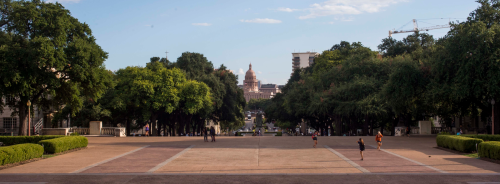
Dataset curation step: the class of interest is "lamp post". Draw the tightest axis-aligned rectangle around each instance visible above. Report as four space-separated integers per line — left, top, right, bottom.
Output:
492 99 495 135
27 100 31 136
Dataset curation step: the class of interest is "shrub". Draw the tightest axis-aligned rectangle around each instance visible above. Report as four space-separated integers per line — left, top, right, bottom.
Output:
70 132 80 136
478 141 500 160
39 136 88 154
436 135 483 153
0 143 43 165
437 132 451 135
276 132 282 136
462 135 500 142
0 135 65 146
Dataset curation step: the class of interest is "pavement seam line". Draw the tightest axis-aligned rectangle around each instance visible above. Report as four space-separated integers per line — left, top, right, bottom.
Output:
146 145 195 173
367 145 447 173
71 145 150 173
323 145 370 173
2 173 500 176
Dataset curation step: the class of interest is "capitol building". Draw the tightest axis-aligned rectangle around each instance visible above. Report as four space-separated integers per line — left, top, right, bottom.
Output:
243 63 280 102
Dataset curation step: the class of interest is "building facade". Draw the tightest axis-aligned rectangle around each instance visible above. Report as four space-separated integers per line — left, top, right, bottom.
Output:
260 84 281 94
292 52 319 71
242 63 279 102
0 97 68 136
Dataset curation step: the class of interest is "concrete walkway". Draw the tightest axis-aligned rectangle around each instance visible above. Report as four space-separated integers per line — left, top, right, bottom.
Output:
1 136 499 174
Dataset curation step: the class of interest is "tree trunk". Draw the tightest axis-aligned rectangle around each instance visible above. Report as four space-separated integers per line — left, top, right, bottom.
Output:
126 117 131 136
350 116 357 136
370 118 374 136
18 103 27 136
495 103 500 134
363 115 369 136
335 115 342 136
150 112 158 136
381 118 385 135
390 117 400 136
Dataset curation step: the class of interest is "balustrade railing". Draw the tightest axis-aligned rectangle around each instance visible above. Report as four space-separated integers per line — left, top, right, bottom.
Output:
70 128 89 135
432 127 452 134
33 118 43 135
101 127 115 135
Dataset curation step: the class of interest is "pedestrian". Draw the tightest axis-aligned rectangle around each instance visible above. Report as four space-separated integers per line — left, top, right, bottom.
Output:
145 124 150 137
375 131 383 151
312 131 318 148
203 127 208 142
406 127 411 138
357 138 365 160
210 126 216 142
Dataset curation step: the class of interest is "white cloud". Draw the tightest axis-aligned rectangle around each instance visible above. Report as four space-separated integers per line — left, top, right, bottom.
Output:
258 71 262 74
334 16 355 22
277 7 299 12
192 23 211 26
47 0 80 3
239 18 282 24
299 0 407 19
238 68 244 75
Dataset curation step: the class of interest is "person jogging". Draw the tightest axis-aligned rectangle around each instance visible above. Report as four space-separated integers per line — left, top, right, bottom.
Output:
357 138 365 160
145 124 150 137
375 131 383 151
406 127 411 137
312 131 318 148
203 127 208 142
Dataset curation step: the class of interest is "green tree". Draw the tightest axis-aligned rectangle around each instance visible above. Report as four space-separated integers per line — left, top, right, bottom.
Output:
0 0 110 135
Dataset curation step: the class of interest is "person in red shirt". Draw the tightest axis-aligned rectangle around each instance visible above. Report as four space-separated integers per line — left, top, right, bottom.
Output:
375 131 383 151
312 131 318 148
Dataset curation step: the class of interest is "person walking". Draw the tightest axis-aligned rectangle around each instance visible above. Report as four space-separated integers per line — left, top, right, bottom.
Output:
312 131 318 148
375 131 383 151
203 127 208 142
210 126 216 142
406 127 411 138
145 124 150 137
357 138 365 160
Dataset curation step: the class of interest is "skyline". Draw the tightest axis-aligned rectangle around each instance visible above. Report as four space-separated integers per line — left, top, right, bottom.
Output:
52 0 477 85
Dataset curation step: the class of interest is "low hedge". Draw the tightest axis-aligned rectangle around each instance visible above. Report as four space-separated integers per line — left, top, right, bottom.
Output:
276 132 282 136
436 135 483 153
478 141 500 160
462 135 500 142
39 136 88 154
0 143 43 165
0 135 65 146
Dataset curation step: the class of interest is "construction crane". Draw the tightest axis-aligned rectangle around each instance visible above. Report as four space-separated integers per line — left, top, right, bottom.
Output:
389 19 450 37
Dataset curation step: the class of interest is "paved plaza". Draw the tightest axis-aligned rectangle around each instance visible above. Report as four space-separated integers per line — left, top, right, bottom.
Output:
0 136 499 183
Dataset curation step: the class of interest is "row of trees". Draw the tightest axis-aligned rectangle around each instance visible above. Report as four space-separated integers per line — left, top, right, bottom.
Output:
266 0 500 136
0 0 246 136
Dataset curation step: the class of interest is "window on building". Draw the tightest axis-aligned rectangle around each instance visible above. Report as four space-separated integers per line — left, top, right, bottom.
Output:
294 57 300 61
3 118 17 128
4 96 15 104
206 121 210 126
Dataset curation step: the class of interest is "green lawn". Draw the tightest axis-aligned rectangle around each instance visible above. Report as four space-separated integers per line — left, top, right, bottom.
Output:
464 153 478 158
42 155 57 159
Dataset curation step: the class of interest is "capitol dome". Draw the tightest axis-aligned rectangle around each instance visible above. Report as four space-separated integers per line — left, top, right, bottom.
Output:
244 63 259 92
245 63 256 80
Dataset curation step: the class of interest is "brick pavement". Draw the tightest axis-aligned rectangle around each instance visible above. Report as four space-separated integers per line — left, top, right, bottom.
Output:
0 135 499 174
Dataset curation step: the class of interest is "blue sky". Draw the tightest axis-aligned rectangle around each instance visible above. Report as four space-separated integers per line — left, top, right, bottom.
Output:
52 0 477 85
